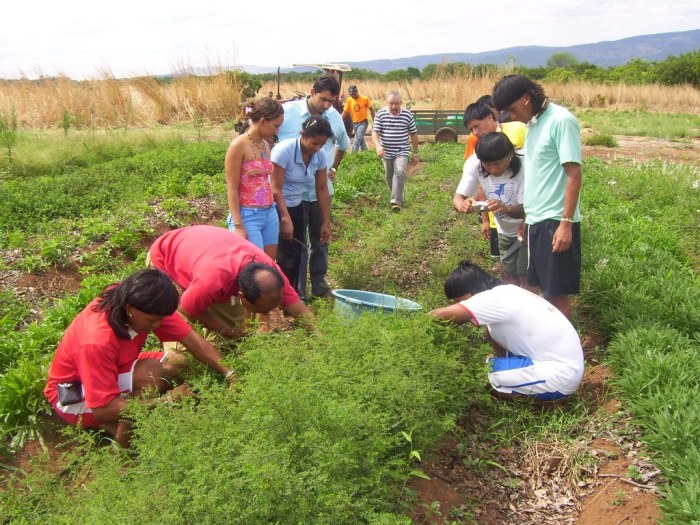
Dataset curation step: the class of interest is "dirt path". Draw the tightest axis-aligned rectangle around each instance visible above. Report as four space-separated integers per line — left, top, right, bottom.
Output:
410 357 662 525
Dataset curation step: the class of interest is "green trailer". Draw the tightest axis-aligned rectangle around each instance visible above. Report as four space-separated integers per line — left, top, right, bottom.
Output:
411 110 467 142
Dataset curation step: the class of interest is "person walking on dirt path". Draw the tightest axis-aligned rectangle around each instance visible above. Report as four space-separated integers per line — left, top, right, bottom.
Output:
225 97 284 260
45 269 237 448
342 85 375 153
429 261 583 404
371 90 419 212
492 75 582 319
453 132 534 291
271 117 333 296
147 225 313 341
277 75 350 301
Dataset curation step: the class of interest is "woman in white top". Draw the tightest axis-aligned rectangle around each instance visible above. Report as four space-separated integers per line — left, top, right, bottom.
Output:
429 260 584 404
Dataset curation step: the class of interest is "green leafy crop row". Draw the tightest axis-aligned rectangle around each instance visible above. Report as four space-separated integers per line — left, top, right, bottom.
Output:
581 157 700 523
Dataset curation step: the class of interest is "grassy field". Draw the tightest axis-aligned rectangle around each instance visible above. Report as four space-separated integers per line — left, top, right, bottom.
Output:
575 109 700 139
0 115 699 522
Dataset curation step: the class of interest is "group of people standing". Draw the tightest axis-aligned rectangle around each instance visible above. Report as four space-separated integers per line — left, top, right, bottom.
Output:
44 74 586 449
432 74 584 403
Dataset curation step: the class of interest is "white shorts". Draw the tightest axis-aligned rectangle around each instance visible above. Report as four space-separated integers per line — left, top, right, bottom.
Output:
56 352 168 416
487 355 582 401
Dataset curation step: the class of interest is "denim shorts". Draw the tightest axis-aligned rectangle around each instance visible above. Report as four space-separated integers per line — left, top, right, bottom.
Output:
227 204 279 249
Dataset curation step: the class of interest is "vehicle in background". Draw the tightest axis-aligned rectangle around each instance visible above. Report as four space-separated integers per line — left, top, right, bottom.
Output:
411 110 468 142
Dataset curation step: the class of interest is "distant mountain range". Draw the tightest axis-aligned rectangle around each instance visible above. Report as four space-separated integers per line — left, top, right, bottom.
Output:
239 29 700 75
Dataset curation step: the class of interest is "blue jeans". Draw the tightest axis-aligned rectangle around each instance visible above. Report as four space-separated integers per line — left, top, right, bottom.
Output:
352 121 368 152
297 198 332 300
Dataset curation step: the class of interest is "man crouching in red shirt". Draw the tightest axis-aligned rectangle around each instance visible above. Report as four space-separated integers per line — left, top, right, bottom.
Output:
45 269 236 448
147 225 314 340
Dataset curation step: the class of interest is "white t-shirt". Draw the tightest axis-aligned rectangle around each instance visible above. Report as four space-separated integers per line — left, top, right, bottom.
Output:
459 285 583 370
455 155 524 237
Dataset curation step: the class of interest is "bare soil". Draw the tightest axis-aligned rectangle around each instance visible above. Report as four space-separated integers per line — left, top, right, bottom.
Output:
582 134 700 164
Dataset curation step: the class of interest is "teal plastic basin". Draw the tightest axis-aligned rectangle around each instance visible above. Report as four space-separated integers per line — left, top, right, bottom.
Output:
331 289 422 318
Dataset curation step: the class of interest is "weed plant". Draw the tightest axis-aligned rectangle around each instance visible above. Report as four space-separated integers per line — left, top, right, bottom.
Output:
583 133 618 147
2 310 478 524
2 132 700 522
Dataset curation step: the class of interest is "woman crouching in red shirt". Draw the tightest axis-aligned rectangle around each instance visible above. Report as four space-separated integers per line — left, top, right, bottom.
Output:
45 269 235 448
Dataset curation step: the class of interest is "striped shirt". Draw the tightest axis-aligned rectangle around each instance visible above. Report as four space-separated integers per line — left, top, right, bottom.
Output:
373 108 417 159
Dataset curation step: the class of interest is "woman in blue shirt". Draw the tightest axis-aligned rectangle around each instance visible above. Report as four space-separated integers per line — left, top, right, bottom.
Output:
271 117 333 291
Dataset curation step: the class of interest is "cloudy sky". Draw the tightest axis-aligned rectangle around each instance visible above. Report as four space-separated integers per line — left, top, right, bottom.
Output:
1 0 698 79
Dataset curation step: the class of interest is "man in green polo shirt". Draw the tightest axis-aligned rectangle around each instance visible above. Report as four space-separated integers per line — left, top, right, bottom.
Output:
492 75 582 319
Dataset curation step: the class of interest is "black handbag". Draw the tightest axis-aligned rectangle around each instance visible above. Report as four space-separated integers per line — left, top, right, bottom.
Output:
57 382 84 406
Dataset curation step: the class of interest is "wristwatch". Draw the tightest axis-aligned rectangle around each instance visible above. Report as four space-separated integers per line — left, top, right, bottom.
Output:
329 167 337 174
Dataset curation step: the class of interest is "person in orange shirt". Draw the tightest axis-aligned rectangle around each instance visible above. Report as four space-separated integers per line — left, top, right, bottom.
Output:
342 85 376 153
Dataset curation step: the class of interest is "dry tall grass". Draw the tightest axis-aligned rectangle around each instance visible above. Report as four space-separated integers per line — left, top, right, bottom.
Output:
1 67 698 130
0 67 242 129
264 69 700 112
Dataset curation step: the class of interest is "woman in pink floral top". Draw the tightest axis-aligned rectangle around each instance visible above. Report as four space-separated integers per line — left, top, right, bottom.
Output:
225 98 284 260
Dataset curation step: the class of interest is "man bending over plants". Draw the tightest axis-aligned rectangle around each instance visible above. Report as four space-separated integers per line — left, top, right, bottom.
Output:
45 269 237 448
429 261 583 404
147 225 313 340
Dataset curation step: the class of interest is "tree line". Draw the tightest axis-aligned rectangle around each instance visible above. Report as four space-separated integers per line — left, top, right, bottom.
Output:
235 49 699 91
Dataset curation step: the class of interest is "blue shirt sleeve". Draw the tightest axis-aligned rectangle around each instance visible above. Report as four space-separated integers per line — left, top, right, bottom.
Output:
271 138 294 168
277 100 305 142
328 110 350 152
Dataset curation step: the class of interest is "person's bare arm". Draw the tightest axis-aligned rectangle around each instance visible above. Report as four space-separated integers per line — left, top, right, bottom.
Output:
314 169 331 244
372 130 384 157
428 304 474 324
552 162 582 253
92 396 127 423
488 201 525 219
285 300 315 331
179 306 243 340
178 329 235 380
410 132 419 165
271 162 294 242
224 140 247 238
453 193 475 213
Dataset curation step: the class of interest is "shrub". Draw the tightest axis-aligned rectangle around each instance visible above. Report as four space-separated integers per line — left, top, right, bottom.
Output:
584 132 618 147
